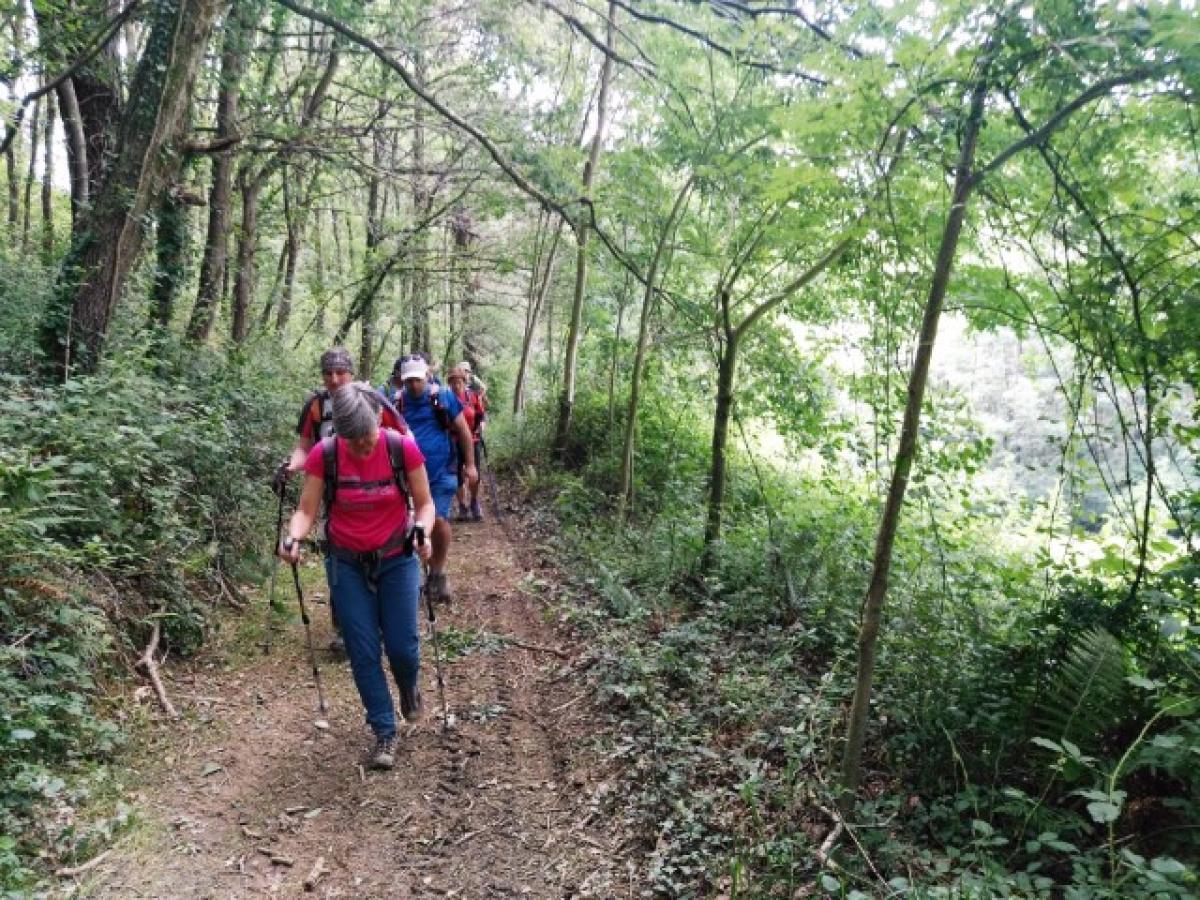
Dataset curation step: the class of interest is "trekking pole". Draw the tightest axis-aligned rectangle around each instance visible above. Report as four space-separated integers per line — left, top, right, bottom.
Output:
282 537 329 718
415 527 450 731
478 438 503 524
262 488 286 655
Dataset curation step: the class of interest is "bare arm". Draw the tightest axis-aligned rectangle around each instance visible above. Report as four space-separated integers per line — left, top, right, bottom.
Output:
279 473 323 561
287 435 314 473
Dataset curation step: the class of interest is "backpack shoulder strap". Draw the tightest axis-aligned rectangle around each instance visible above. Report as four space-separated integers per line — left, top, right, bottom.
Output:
383 429 414 520
321 436 337 508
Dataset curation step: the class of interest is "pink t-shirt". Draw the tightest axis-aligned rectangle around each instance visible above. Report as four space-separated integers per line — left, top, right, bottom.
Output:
304 429 425 553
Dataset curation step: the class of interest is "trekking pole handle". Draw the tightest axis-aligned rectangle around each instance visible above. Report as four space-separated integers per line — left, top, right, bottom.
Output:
415 526 425 547
283 536 295 552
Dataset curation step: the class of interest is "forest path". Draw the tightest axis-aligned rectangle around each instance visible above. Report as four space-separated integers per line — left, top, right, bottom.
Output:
79 509 629 899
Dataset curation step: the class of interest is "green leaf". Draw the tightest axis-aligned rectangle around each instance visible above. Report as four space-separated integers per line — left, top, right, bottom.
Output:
820 873 840 892
1086 800 1122 824
1150 857 1188 876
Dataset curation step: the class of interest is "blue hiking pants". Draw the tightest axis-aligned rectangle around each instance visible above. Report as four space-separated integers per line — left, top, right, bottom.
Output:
330 552 421 739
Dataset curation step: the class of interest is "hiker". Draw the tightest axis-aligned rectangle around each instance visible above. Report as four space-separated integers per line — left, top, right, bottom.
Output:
278 383 435 770
460 359 488 404
273 347 405 652
385 353 477 603
448 363 486 521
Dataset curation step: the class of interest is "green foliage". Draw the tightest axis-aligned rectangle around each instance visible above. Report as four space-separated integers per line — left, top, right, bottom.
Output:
1035 626 1129 753
0 340 296 889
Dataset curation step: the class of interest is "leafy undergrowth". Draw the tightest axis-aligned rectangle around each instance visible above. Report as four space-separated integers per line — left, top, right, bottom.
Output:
1 343 298 893
495 403 1199 899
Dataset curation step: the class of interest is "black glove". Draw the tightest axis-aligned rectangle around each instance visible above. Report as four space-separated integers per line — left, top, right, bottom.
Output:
271 462 290 497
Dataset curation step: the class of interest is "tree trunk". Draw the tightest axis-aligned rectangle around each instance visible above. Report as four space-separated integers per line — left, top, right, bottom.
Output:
187 3 252 342
5 84 17 241
231 173 261 344
39 0 228 378
21 99 40 251
360 132 384 377
410 42 431 354
41 91 55 256
513 217 563 414
554 0 618 455
702 319 738 567
32 0 124 219
618 177 693 517
276 188 302 333
55 78 89 223
839 70 990 803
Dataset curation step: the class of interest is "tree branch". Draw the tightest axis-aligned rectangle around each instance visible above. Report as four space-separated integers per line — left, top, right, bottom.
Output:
969 66 1163 188
0 1 142 156
273 0 568 218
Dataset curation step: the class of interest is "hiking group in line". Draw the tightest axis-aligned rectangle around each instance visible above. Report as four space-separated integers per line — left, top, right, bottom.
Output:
272 347 490 769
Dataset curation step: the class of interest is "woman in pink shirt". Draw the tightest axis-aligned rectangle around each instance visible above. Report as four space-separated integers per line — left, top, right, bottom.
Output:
279 383 435 770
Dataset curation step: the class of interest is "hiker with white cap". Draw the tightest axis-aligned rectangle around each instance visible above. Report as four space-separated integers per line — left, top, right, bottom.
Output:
384 353 477 603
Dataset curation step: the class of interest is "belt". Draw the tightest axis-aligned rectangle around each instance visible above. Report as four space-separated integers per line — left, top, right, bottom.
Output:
325 528 414 592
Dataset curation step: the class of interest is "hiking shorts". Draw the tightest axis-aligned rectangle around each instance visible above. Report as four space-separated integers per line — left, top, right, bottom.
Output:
430 470 459 519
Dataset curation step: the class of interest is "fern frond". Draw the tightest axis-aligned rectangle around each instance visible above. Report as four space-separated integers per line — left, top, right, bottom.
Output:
1035 626 1128 751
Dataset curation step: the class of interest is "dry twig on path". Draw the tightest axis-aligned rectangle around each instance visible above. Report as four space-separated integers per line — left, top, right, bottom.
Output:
135 620 179 718
503 636 570 658
55 850 112 878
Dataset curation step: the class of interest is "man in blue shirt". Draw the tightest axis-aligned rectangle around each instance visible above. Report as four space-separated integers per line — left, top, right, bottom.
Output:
387 354 477 603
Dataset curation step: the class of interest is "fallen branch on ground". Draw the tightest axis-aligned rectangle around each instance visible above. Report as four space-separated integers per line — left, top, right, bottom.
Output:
502 636 570 658
135 621 179 718
56 849 112 878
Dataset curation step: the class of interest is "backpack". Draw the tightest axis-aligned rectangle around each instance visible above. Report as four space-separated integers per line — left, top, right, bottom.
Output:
321 429 412 515
297 389 335 440
387 383 453 432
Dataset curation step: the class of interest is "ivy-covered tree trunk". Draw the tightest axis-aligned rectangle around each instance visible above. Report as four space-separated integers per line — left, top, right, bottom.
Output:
40 91 55 256
20 99 40 251
151 186 189 328
39 0 228 378
554 0 617 456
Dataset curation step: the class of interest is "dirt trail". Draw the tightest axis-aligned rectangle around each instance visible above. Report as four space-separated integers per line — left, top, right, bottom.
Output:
79 513 631 899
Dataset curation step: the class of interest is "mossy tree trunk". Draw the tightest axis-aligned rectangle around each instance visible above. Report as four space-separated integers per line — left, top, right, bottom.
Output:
39 0 229 378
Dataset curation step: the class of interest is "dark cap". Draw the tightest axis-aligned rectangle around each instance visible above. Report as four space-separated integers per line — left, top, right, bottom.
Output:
320 347 354 373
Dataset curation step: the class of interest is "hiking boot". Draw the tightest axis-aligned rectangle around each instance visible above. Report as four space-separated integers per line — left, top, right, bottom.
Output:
400 684 424 723
370 734 398 770
470 500 483 522
453 501 470 522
